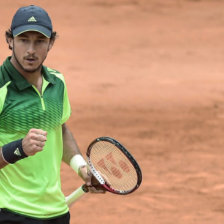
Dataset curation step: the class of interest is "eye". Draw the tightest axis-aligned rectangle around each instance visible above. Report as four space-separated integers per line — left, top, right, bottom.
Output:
37 39 45 44
20 38 29 43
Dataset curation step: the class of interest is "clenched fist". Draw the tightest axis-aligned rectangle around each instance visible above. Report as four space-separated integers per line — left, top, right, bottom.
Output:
22 128 47 156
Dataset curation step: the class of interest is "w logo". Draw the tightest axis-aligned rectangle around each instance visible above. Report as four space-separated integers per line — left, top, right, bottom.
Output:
97 152 130 179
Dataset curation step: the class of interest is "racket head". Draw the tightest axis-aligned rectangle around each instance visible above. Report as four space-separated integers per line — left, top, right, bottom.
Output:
86 137 142 195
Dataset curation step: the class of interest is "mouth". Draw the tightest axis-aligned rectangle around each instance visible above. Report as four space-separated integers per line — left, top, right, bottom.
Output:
25 58 37 64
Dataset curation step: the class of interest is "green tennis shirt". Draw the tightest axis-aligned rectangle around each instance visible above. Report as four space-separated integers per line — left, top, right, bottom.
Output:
0 57 71 218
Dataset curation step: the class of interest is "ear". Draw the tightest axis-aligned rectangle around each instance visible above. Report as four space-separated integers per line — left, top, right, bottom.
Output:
6 36 13 49
48 39 55 51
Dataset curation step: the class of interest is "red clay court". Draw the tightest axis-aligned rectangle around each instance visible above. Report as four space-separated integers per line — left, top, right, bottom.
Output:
1 0 224 223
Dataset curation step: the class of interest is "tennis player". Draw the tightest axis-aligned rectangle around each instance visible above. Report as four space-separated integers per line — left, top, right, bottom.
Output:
0 5 104 224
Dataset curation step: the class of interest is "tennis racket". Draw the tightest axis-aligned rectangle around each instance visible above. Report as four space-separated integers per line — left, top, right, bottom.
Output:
66 137 142 206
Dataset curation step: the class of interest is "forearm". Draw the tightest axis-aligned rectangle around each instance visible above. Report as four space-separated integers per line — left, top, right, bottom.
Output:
0 147 8 169
62 123 83 165
62 124 106 192
62 123 89 184
0 139 28 169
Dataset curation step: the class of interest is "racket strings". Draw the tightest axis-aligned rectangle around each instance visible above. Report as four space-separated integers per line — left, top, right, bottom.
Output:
90 141 138 192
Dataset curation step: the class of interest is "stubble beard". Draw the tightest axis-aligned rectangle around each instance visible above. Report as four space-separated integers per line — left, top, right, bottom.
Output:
12 47 46 74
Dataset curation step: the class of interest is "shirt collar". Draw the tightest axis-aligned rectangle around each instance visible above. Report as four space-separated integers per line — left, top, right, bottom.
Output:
41 66 56 85
3 57 56 91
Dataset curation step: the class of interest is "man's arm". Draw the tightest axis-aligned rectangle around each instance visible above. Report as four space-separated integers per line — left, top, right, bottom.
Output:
0 128 47 169
0 148 7 169
62 123 106 193
62 123 83 165
62 123 92 185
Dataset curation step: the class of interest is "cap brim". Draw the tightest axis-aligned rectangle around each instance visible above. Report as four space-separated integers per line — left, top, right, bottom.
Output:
12 25 51 38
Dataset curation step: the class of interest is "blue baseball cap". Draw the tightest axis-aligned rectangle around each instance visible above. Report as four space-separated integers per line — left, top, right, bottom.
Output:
11 5 53 38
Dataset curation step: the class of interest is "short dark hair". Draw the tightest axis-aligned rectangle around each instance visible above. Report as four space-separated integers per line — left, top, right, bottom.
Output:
5 29 58 50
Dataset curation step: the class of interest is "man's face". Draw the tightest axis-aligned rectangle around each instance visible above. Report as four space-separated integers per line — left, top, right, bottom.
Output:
10 31 53 73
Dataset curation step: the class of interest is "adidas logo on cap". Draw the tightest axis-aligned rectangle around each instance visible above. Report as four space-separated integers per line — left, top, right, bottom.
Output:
28 16 37 22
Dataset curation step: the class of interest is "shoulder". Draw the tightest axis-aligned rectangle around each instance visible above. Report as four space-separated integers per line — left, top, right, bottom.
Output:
0 65 11 89
0 65 8 87
44 66 66 84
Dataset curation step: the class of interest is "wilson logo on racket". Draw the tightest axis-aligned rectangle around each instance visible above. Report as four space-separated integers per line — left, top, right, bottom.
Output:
97 152 131 179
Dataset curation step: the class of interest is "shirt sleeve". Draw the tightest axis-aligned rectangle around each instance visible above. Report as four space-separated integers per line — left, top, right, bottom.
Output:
0 81 11 115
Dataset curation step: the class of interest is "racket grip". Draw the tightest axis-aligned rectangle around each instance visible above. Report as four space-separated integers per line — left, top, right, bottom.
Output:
66 185 88 206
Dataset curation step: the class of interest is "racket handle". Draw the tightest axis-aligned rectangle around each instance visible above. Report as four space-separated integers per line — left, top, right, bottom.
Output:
66 185 88 206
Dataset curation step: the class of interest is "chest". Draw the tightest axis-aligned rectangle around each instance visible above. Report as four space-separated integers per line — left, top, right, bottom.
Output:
0 84 64 134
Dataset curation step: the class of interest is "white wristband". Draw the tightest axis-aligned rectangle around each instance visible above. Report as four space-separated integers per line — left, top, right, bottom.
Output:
70 154 87 174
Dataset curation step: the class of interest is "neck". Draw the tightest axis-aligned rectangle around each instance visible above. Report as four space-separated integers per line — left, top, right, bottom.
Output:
10 56 43 92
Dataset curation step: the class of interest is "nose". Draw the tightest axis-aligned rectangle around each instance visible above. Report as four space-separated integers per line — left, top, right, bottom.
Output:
27 42 36 55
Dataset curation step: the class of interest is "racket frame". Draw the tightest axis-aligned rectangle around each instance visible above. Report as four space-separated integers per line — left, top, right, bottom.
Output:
86 136 142 195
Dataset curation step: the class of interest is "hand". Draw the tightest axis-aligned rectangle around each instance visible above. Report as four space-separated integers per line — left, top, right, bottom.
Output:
22 129 47 156
79 166 109 193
